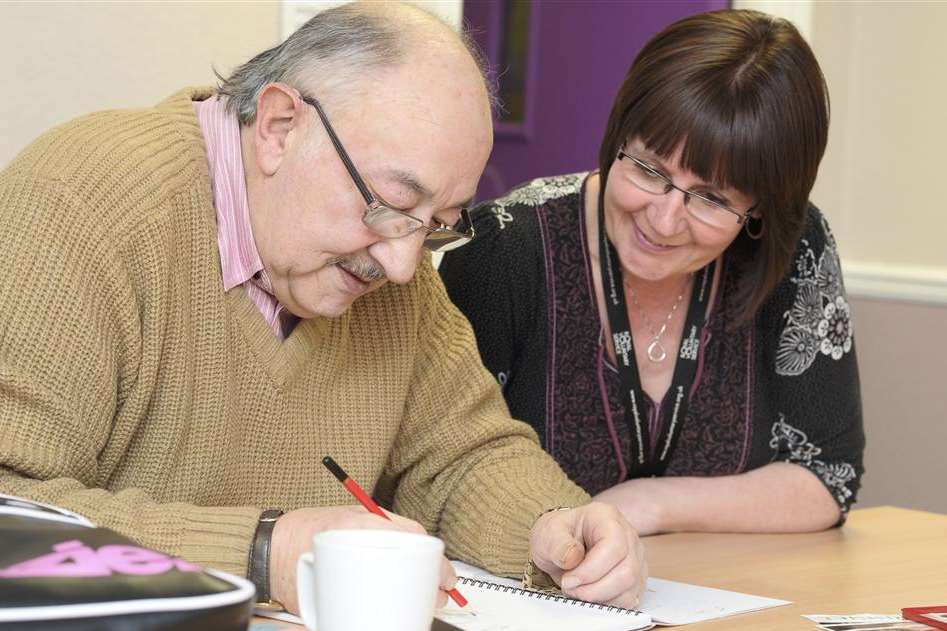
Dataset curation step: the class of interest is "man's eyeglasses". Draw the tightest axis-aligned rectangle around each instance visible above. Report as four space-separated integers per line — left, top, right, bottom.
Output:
615 149 755 228
301 94 475 252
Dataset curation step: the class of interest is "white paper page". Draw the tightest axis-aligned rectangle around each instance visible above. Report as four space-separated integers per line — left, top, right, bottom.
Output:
640 577 790 625
452 561 789 627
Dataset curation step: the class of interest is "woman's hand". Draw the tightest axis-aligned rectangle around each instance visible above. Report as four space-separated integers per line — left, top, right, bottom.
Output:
594 478 666 536
594 463 841 536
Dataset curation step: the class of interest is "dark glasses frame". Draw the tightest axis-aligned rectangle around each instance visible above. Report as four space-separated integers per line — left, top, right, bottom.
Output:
301 94 475 252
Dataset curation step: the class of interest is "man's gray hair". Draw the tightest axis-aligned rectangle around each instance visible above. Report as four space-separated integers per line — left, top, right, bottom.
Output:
217 2 494 125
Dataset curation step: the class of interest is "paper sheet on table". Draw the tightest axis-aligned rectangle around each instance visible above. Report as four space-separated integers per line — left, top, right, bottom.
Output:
451 560 790 627
640 576 790 625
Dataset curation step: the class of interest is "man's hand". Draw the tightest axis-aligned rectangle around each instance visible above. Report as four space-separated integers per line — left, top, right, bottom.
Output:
529 502 647 608
269 506 457 614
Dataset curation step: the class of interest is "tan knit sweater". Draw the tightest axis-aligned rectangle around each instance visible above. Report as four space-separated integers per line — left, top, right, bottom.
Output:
0 88 589 578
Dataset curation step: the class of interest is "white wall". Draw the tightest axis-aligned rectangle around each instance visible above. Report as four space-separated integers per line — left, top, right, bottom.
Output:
0 0 463 169
0 2 281 168
737 0 947 303
282 0 462 36
739 0 947 514
848 297 947 515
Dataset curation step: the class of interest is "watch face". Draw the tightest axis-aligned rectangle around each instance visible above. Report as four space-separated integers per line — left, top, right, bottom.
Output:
260 510 283 521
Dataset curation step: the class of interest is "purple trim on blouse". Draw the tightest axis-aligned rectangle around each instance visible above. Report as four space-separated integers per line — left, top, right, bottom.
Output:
576 184 596 333
536 208 557 454
739 324 756 472
584 184 626 482
691 328 710 400
596 342 628 484
689 255 725 400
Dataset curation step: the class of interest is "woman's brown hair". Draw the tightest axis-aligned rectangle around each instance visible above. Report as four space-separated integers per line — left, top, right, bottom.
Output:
598 9 829 324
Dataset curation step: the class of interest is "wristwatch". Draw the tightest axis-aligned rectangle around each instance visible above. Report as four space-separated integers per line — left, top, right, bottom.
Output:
249 509 284 609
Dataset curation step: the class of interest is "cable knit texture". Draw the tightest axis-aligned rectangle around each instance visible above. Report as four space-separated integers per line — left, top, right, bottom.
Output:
0 87 589 578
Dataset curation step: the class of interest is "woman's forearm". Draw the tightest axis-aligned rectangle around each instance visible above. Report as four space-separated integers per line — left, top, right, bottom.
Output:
594 462 840 535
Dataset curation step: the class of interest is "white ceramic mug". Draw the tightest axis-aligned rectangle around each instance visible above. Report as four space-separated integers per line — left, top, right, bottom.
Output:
296 529 444 631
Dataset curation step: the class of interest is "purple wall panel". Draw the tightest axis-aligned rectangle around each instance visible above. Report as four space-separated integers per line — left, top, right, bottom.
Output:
466 0 728 201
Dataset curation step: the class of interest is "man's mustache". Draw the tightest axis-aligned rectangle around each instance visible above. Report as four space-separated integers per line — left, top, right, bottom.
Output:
328 255 387 282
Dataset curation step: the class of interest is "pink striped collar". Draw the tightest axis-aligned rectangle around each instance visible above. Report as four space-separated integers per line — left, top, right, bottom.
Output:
195 95 264 291
196 95 292 339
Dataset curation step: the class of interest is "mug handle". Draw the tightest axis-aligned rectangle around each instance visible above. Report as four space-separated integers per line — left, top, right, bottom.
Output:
296 551 318 631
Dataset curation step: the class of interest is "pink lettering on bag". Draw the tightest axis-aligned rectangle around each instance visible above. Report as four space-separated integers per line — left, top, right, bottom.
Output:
0 540 110 578
0 540 203 579
96 545 174 575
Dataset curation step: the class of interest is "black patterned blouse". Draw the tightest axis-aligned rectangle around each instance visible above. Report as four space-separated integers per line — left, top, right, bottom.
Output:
440 173 865 515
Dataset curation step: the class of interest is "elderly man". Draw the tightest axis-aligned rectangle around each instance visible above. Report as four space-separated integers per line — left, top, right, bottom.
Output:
0 2 646 614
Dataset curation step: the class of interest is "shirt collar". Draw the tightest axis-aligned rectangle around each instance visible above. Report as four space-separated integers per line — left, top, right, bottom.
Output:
195 95 266 291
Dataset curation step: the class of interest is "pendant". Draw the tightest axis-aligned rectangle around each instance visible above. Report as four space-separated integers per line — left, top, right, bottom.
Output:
647 339 667 362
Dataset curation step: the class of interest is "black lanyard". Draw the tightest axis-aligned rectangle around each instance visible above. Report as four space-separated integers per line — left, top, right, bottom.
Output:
598 199 713 477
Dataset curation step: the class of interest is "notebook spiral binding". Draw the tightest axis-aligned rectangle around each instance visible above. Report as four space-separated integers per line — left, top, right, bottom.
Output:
456 577 643 616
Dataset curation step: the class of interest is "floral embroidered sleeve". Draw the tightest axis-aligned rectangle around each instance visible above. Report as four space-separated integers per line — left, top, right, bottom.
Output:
763 206 866 518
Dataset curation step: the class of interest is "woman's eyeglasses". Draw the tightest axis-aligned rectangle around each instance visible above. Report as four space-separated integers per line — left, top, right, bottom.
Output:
616 148 754 228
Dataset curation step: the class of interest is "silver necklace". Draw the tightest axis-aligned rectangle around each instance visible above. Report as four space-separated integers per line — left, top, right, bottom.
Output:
626 275 691 362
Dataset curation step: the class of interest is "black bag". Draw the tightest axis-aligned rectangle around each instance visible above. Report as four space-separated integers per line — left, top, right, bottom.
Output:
0 494 254 630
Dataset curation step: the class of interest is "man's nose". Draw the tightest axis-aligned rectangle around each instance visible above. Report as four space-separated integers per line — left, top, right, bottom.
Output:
369 232 425 285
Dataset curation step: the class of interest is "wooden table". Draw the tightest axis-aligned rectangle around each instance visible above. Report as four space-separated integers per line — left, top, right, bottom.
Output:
253 506 946 629
642 506 947 629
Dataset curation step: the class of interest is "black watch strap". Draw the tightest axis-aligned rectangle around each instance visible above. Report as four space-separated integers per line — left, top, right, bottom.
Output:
248 509 284 607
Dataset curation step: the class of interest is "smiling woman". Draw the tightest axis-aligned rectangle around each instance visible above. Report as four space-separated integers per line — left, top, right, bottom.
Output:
440 9 864 537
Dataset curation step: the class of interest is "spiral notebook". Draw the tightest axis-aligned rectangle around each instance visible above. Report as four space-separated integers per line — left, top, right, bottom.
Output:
255 561 787 629
440 560 790 629
437 565 652 631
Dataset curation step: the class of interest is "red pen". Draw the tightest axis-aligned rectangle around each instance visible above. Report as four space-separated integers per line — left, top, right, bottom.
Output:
322 455 469 609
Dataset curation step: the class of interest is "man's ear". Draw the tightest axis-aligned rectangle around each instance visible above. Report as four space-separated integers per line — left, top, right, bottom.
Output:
251 83 304 177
